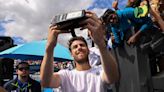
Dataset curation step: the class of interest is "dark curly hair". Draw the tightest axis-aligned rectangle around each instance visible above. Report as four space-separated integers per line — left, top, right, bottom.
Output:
68 36 88 51
101 9 115 24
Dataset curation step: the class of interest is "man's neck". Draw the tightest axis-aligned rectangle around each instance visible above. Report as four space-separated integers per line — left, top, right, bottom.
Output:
18 76 28 83
75 61 91 71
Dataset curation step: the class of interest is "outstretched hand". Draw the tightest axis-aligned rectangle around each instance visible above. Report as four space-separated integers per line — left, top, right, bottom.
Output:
112 0 118 10
127 35 137 45
46 25 67 50
80 11 106 47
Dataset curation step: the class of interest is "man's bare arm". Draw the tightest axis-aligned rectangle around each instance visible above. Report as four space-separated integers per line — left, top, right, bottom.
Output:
83 11 119 84
40 26 61 88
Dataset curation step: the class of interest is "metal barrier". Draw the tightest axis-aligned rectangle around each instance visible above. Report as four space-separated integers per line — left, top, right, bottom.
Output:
112 30 164 92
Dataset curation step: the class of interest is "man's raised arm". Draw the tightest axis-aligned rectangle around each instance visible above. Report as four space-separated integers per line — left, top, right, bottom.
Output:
40 26 61 88
82 11 119 84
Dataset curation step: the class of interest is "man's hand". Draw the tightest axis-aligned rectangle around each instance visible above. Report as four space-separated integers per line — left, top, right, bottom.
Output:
127 30 142 45
81 11 106 48
111 35 115 43
127 35 137 45
46 25 67 51
46 26 60 49
112 0 118 10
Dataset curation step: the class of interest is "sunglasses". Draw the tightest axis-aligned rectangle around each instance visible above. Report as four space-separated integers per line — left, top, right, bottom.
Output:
18 67 29 71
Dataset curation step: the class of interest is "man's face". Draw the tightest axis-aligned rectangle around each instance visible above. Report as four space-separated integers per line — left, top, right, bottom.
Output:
107 13 118 25
70 40 89 63
17 64 30 77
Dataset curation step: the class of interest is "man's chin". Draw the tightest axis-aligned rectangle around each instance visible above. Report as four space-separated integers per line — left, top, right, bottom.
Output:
77 56 86 60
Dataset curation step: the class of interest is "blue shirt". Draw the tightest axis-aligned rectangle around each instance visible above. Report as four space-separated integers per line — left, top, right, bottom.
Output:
110 7 153 44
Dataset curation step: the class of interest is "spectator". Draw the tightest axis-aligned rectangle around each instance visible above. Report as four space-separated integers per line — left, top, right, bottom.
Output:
40 10 119 92
3 62 41 92
112 0 148 10
126 0 147 8
101 7 154 47
66 62 74 70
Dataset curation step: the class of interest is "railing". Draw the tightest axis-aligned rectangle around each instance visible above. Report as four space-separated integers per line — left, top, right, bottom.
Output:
112 29 164 92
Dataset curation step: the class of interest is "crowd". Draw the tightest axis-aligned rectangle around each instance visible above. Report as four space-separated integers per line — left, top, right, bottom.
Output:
0 0 163 92
53 61 74 71
14 60 74 71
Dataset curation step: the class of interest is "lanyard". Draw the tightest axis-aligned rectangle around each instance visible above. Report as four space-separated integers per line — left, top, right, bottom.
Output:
11 82 32 92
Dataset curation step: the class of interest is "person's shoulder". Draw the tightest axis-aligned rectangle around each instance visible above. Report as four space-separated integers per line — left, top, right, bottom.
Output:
28 77 41 91
29 77 39 83
28 78 41 88
28 77 40 86
57 69 76 80
3 79 16 88
58 69 74 74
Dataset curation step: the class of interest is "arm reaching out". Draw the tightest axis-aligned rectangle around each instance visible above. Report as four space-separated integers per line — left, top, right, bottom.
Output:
82 11 119 84
112 0 119 10
40 26 62 88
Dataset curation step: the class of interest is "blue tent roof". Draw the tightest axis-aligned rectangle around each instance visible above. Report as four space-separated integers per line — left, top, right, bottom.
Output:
0 40 73 61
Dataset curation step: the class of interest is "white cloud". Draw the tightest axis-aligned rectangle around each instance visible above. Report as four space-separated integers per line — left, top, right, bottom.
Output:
91 8 107 17
1 0 127 46
0 0 93 45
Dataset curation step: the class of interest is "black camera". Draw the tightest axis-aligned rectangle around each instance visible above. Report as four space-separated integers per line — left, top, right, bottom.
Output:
51 10 87 30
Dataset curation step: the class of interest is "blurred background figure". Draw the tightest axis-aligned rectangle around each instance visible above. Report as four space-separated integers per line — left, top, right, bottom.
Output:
0 86 7 92
3 62 41 92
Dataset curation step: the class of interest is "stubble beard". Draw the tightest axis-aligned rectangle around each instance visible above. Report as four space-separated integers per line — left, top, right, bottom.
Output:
75 56 89 65
21 75 28 79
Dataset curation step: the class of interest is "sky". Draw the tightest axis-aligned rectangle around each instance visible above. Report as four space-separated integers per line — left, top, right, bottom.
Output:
0 0 127 46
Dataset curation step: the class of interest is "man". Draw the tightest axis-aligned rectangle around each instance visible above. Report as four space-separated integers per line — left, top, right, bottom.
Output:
40 11 119 92
3 62 41 92
101 7 153 47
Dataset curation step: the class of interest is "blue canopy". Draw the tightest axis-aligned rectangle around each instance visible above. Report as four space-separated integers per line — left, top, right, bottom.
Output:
0 40 73 61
